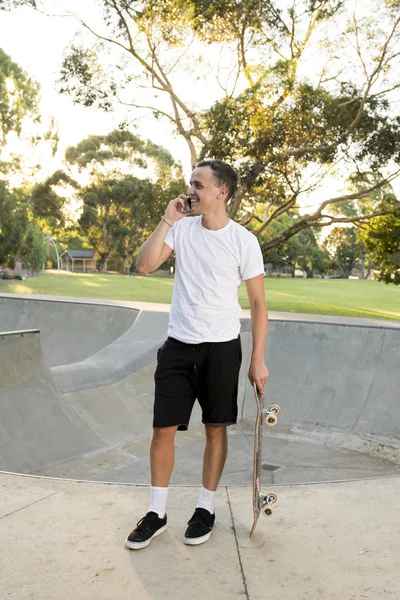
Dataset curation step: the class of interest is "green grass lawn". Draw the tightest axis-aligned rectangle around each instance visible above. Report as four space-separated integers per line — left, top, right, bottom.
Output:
1 272 399 321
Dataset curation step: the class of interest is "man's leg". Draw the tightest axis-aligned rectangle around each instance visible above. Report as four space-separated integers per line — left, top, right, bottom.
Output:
126 336 195 550
148 426 178 519
183 425 227 545
184 339 240 545
125 425 178 550
202 424 228 492
150 425 178 487
194 425 228 515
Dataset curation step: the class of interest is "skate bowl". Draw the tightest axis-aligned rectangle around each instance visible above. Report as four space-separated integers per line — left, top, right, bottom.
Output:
1 293 399 485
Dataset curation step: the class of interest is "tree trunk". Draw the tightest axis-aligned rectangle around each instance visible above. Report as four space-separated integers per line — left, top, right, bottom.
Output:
366 260 372 279
121 256 130 274
98 256 108 273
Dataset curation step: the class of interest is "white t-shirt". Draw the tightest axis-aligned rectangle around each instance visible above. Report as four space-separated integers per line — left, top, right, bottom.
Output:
165 216 264 343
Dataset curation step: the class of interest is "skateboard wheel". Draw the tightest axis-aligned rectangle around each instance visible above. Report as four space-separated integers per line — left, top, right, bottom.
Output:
263 506 273 517
266 493 277 504
266 414 278 426
269 404 281 416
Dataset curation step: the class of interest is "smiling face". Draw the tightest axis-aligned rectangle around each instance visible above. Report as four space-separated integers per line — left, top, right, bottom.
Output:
187 166 228 215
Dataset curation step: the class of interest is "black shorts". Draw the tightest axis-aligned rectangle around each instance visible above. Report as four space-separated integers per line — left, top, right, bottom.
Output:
153 336 242 431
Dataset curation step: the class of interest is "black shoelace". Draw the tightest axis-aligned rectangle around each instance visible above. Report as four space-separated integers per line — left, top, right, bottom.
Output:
188 511 210 527
136 513 157 531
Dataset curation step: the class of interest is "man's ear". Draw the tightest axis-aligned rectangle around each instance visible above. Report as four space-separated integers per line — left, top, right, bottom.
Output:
218 186 228 201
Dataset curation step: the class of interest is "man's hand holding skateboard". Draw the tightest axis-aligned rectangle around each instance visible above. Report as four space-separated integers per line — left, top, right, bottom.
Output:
248 356 269 397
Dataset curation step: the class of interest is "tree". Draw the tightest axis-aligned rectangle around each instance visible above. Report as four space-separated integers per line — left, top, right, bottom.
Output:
324 227 363 278
0 48 64 270
0 0 36 11
361 213 400 284
0 181 46 272
20 222 46 272
37 0 400 249
0 48 40 145
0 181 28 265
261 212 329 277
0 47 59 182
33 129 185 271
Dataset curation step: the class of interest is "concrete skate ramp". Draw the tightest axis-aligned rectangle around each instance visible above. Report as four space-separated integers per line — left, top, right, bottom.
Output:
0 295 399 483
0 296 137 367
242 320 400 439
0 330 104 473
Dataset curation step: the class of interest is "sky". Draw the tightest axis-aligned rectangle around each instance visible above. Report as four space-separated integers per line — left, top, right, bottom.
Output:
1 0 399 209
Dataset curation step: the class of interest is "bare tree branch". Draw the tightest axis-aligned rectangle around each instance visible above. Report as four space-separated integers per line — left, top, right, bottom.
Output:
314 169 400 216
259 170 400 251
370 82 400 98
261 204 400 251
239 4 255 87
169 95 198 167
353 13 369 80
346 13 400 135
289 1 297 59
254 192 299 236
165 36 196 75
316 209 400 226
228 188 244 219
117 99 175 123
317 55 342 87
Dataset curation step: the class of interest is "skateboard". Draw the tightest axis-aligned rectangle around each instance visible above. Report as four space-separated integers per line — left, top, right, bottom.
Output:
250 382 280 537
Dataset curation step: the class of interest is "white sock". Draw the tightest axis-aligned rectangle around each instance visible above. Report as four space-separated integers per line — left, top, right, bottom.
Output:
196 486 215 514
149 486 169 519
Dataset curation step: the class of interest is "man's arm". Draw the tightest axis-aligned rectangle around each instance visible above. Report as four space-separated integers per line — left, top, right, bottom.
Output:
245 274 269 396
135 222 173 275
135 195 187 274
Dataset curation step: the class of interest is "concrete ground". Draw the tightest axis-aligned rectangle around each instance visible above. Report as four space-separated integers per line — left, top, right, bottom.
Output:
1 471 400 600
1 294 400 599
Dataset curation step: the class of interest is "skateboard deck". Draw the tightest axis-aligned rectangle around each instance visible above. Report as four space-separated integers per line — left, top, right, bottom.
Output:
250 382 280 537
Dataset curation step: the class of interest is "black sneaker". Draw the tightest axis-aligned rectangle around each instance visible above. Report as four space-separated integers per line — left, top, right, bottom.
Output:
125 511 167 550
184 508 215 546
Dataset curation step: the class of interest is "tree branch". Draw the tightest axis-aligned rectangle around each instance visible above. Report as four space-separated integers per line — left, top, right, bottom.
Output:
261 204 400 252
370 82 400 99
346 13 400 135
314 169 400 216
259 170 400 251
146 35 209 147
117 99 175 123
228 188 244 219
166 36 196 75
169 95 198 167
239 4 254 87
254 193 299 236
317 209 400 227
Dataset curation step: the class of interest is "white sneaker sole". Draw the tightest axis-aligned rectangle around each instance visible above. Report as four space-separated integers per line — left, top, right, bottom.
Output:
125 524 167 550
183 531 212 546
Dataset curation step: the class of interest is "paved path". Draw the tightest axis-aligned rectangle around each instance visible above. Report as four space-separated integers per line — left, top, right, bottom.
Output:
1 471 399 600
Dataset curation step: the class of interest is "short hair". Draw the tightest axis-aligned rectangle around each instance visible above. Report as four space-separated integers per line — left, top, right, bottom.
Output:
196 159 238 202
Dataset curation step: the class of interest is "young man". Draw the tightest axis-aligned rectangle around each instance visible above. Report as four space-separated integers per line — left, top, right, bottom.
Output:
125 159 269 550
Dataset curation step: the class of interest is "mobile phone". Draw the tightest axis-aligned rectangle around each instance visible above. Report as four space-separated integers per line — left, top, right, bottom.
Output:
182 194 191 213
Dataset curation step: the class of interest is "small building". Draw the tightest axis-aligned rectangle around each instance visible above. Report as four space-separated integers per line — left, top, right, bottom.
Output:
263 262 273 277
60 250 96 273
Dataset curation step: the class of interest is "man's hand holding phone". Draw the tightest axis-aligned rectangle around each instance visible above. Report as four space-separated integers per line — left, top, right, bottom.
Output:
163 194 191 226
